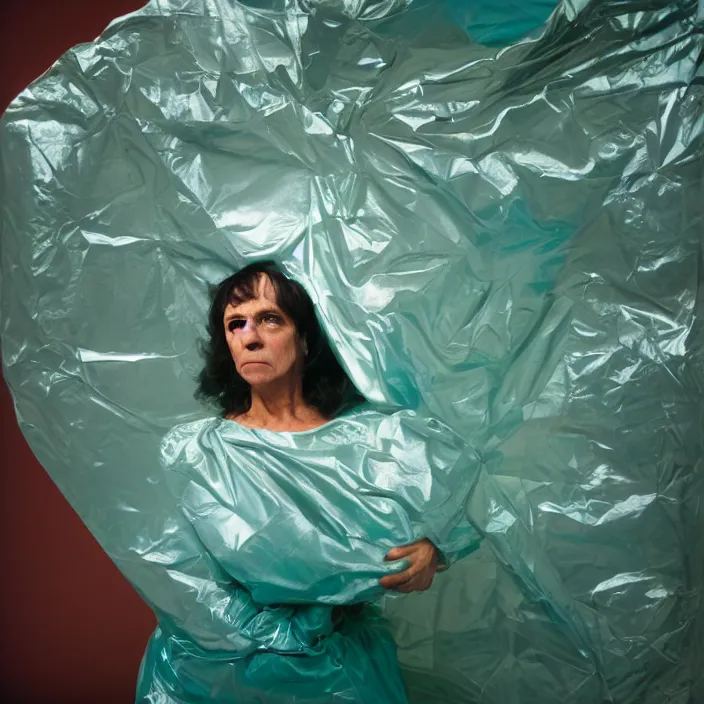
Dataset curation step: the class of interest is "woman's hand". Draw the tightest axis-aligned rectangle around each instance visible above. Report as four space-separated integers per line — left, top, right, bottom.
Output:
379 539 439 593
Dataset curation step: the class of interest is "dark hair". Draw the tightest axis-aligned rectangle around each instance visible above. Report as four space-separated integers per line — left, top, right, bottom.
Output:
197 260 363 418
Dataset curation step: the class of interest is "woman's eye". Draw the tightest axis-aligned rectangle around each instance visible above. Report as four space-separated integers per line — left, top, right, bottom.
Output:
263 315 281 325
228 320 245 331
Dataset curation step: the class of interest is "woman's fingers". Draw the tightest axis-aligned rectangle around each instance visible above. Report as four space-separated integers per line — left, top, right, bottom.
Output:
379 562 420 588
384 544 417 561
381 570 434 591
381 544 421 587
381 539 439 590
380 555 437 590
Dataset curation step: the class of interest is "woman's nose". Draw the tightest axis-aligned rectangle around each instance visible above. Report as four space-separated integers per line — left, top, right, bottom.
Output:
239 320 263 349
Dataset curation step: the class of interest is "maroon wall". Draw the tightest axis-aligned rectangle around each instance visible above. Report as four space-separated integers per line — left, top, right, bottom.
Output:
1 2 157 702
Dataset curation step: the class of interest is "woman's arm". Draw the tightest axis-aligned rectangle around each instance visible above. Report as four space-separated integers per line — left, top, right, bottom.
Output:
159 412 481 609
124 513 332 656
377 412 484 592
380 529 482 592
139 421 332 656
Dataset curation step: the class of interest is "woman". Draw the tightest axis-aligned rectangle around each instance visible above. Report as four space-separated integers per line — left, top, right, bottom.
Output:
137 261 480 703
202 261 442 590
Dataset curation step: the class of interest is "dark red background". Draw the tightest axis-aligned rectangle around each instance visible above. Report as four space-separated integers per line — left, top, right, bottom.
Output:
1 2 157 702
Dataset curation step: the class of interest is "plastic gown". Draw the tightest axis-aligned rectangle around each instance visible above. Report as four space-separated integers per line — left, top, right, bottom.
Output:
137 410 479 702
0 1 702 703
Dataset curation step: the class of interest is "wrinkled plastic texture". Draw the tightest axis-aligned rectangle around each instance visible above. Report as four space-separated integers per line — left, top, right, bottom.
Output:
1 1 703 703
136 410 479 702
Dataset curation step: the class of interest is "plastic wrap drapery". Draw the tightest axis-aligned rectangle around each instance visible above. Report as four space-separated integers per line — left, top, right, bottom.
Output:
1 1 702 703
136 410 480 702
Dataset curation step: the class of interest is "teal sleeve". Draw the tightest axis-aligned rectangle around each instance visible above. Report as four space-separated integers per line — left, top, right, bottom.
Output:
129 509 332 656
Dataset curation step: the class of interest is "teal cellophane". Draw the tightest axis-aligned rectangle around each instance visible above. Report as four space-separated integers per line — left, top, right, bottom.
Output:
1 1 702 703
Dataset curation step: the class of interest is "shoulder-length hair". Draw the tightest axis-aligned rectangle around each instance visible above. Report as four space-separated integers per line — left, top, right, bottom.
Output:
197 260 363 418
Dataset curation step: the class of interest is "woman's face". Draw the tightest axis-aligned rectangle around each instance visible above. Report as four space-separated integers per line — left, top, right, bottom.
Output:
223 275 305 389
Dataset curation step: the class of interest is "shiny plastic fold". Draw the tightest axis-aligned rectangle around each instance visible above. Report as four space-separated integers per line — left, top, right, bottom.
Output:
1 1 702 703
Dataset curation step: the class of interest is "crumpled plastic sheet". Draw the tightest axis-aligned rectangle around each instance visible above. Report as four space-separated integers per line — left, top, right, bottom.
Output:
1 1 703 703
136 409 482 702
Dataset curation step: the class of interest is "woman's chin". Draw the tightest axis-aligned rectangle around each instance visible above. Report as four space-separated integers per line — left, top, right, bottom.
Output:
239 365 276 385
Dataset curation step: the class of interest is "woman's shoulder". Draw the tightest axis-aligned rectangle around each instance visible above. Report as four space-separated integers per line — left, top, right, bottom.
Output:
159 407 462 456
160 416 223 457
164 415 220 435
